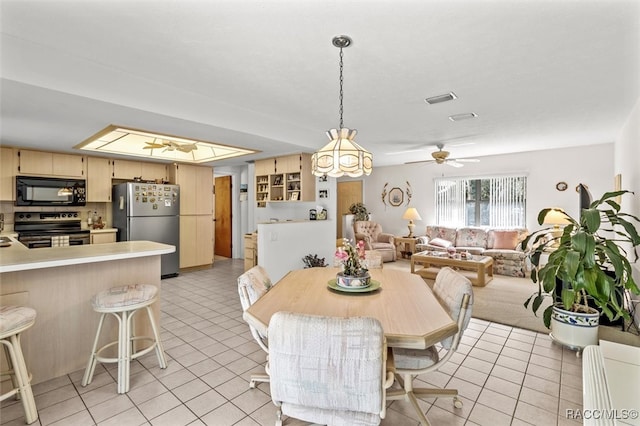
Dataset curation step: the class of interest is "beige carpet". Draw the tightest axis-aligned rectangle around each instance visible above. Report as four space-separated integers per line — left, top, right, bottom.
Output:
386 259 640 347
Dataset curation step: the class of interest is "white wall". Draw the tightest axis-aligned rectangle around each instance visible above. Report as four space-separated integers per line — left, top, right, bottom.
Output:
353 144 614 237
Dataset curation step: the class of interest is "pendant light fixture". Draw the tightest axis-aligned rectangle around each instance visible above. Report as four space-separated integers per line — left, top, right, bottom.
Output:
312 35 372 177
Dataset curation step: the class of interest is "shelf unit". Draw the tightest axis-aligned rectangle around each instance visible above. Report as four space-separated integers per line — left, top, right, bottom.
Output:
270 174 285 201
286 172 301 201
256 175 269 208
254 153 315 207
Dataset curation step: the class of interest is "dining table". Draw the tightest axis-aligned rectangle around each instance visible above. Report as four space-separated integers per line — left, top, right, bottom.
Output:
243 267 458 350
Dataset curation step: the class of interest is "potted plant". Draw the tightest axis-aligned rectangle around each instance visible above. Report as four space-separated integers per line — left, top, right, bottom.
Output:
522 190 640 349
302 254 328 268
349 202 370 222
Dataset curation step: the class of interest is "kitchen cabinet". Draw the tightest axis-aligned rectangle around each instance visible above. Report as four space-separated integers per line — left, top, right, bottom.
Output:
16 149 85 177
0 147 14 201
90 229 117 244
244 233 257 271
179 215 213 267
87 157 112 202
141 162 167 182
111 159 142 180
168 164 213 215
255 158 276 175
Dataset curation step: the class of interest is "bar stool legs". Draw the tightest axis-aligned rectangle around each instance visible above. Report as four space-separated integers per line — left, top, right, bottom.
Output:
0 306 38 425
82 284 167 394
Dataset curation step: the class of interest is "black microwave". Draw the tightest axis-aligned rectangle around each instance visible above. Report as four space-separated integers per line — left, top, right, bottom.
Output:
15 176 87 206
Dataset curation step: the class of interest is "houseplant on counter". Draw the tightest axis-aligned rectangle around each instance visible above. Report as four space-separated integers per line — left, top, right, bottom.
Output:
522 190 640 349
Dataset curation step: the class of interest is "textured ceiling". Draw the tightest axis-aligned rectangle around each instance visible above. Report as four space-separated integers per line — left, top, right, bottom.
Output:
1 0 638 168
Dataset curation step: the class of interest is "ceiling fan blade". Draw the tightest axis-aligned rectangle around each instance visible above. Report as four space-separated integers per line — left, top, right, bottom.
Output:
450 158 480 163
404 159 436 165
446 160 465 168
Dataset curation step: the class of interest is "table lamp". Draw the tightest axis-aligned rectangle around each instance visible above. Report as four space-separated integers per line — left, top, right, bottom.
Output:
402 207 422 237
543 208 570 247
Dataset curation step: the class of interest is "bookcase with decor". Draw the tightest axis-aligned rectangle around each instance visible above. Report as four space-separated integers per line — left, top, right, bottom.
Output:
254 153 315 207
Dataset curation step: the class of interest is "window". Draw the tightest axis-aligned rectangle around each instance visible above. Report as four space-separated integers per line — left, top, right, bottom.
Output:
435 175 527 227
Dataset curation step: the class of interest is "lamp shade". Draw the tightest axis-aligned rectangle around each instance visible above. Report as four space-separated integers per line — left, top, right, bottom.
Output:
402 207 422 221
543 208 570 227
311 128 373 177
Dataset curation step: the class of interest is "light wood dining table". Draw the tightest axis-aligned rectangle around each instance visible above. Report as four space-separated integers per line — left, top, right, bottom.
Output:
243 267 458 349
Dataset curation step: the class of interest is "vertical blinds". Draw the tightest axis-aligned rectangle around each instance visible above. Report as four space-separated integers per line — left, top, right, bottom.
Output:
435 175 527 227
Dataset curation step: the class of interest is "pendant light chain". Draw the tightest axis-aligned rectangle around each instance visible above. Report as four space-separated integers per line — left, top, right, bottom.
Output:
339 46 344 130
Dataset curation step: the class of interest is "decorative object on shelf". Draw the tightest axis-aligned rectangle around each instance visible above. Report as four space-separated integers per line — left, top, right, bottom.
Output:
388 187 403 207
555 181 568 191
311 35 372 178
402 207 422 237
522 190 640 350
290 192 299 201
348 202 369 222
302 254 328 268
273 176 282 186
317 209 327 220
335 238 370 288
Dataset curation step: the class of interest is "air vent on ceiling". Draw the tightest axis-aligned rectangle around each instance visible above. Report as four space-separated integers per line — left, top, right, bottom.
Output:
424 92 457 104
448 112 478 122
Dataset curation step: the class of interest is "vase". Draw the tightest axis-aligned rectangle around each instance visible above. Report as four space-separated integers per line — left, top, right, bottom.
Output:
336 272 371 288
549 304 599 350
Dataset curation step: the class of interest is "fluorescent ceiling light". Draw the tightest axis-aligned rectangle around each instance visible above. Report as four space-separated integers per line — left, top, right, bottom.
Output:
75 125 258 164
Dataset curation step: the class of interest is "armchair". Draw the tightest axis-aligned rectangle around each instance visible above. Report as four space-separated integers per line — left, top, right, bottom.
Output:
354 221 396 262
267 312 394 426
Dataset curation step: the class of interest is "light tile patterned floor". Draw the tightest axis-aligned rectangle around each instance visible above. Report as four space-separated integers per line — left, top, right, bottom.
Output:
1 259 585 425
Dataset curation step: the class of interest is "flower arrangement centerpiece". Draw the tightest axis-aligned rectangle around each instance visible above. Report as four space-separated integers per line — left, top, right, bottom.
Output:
335 238 371 288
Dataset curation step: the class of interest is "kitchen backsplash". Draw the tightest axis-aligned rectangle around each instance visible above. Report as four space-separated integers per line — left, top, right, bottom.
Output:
0 201 111 232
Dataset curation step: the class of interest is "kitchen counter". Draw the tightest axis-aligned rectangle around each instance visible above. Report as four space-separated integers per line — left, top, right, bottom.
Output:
0 237 174 273
0 239 175 384
89 227 118 234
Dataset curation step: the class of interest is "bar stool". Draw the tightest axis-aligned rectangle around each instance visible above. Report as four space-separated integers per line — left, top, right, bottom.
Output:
0 305 38 424
81 284 167 394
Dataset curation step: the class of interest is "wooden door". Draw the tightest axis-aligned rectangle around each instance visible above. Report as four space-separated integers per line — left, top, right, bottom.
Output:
214 175 232 258
337 181 363 238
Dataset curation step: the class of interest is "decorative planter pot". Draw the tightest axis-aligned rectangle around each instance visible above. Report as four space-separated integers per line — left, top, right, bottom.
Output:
549 304 599 350
336 272 371 288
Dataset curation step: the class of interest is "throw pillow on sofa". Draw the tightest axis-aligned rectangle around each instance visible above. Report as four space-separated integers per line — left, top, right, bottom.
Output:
489 230 520 250
429 237 453 248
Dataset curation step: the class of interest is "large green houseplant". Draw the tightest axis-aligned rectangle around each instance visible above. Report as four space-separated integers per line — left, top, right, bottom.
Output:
522 190 640 343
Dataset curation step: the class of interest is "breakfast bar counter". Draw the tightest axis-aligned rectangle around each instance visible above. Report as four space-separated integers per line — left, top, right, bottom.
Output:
0 240 175 384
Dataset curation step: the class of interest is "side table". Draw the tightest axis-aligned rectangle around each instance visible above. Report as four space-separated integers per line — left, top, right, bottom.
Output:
395 236 418 259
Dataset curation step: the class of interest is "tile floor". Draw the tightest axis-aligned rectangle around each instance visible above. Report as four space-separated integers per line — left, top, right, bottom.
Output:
1 259 585 426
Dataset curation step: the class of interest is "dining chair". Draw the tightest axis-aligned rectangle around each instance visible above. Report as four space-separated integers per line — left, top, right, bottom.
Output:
267 311 395 426
387 267 473 426
237 265 273 388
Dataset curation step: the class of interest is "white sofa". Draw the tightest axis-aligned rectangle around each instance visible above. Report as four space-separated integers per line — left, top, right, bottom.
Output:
415 226 529 277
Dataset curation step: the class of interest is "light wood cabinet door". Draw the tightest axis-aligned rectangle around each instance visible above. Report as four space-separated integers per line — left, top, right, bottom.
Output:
0 147 14 201
174 164 197 215
278 154 301 174
52 153 85 177
179 215 213 268
195 166 213 215
255 158 276 175
87 157 112 202
196 215 214 265
90 232 116 244
141 162 167 181
111 159 142 180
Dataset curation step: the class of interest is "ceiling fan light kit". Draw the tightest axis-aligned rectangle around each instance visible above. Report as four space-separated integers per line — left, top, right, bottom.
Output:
404 143 480 167
311 35 373 178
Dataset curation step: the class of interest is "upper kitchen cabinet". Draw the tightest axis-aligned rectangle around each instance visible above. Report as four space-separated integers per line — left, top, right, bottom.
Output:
111 159 167 181
0 147 14 200
254 158 276 175
86 157 112 202
16 149 85 177
168 163 213 215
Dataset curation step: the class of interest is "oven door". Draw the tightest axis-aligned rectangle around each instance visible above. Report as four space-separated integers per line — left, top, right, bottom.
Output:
69 234 90 246
19 236 52 249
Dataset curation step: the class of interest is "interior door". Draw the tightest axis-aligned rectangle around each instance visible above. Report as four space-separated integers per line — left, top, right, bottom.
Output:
214 175 232 258
337 180 363 238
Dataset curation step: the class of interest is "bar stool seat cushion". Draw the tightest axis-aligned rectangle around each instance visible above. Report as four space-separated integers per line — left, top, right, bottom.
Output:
0 306 36 336
92 284 157 312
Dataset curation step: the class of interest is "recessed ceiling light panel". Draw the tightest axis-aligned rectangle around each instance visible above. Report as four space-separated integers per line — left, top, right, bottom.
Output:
74 125 258 164
425 92 457 105
448 113 478 122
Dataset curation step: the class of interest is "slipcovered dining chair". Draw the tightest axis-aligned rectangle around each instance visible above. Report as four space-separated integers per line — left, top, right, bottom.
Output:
267 312 395 426
237 265 272 388
387 267 474 426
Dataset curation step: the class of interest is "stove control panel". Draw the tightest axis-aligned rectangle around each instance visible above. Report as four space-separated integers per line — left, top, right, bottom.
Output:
15 211 80 222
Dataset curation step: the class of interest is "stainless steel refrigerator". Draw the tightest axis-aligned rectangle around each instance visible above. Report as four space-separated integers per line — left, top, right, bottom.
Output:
112 182 180 278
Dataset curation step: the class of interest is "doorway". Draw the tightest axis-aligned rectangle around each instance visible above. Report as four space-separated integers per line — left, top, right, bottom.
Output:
336 180 363 239
214 175 232 258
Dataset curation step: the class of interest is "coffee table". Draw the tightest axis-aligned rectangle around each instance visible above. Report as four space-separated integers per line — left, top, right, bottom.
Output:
411 251 493 287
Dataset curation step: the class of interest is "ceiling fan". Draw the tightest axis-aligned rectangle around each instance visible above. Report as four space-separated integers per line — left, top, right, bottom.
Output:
405 143 480 167
144 139 198 153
